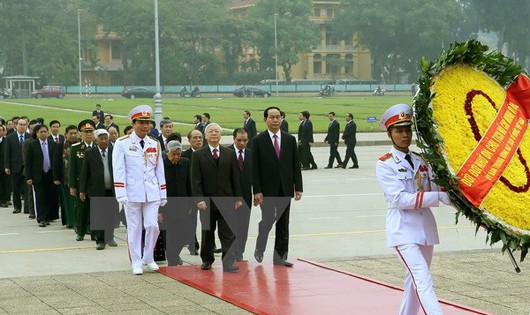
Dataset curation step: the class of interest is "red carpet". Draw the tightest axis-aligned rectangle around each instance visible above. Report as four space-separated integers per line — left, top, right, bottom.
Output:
158 258 491 315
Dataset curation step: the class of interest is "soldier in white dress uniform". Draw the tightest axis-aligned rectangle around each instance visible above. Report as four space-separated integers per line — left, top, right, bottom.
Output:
375 104 452 315
113 105 167 275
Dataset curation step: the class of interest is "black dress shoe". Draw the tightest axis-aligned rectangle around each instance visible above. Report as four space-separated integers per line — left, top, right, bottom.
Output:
12 209 21 214
273 259 294 267
76 234 84 241
254 250 263 263
350 165 359 169
301 167 311 171
223 264 239 273
46 221 50 225
107 240 118 247
0 202 8 208
28 215 35 220
213 248 222 254
201 262 212 270
335 164 343 168
311 166 318 170
38 222 47 227
96 243 106 250
324 166 333 169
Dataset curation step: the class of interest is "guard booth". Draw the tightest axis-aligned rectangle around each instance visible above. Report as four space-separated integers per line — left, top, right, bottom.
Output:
2 75 39 98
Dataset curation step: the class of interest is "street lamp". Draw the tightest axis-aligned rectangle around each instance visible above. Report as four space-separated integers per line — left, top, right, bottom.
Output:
153 0 163 128
77 9 82 97
274 13 279 96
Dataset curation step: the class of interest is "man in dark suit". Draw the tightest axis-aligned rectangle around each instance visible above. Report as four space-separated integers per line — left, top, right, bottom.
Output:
92 115 106 130
201 113 211 134
48 120 64 145
0 125 10 207
280 111 289 133
181 129 204 255
324 111 342 168
25 124 58 227
297 111 317 170
191 123 242 272
252 107 303 267
161 140 193 266
228 128 252 261
157 119 173 152
79 129 118 250
193 115 204 134
243 110 257 146
104 114 120 134
341 113 359 169
92 104 105 123
3 117 30 214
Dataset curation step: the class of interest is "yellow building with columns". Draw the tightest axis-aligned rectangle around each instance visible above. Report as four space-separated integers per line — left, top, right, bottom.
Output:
229 0 373 82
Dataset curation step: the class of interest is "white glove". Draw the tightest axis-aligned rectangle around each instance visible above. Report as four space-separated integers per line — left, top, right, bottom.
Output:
159 198 167 207
117 196 129 206
438 192 452 206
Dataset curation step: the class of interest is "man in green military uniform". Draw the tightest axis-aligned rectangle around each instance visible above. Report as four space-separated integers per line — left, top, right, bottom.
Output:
53 125 79 229
68 120 95 241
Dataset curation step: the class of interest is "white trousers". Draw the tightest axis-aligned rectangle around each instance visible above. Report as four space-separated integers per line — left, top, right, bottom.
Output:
124 201 160 269
395 244 442 315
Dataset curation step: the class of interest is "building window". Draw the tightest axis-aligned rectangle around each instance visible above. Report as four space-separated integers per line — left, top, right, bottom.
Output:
314 8 320 17
326 9 334 18
313 54 322 74
326 54 340 74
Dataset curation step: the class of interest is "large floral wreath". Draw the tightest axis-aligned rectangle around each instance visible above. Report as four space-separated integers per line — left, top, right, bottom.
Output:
414 40 530 261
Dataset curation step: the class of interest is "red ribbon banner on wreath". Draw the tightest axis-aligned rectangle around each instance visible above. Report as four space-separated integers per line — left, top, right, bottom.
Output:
457 75 530 207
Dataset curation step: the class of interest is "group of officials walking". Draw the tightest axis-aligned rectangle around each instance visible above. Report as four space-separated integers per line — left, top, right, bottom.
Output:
113 105 302 274
299 110 359 170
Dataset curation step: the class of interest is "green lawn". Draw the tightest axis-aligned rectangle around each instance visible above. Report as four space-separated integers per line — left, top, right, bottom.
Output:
1 95 414 134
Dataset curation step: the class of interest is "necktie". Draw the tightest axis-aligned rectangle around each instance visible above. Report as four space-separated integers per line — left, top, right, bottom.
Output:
140 139 145 149
55 137 59 144
238 150 244 170
405 154 414 169
273 134 280 159
19 135 24 144
213 148 219 160
102 149 106 158
42 141 51 172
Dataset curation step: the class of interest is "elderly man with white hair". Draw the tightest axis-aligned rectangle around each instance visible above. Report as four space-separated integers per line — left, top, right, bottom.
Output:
79 128 118 250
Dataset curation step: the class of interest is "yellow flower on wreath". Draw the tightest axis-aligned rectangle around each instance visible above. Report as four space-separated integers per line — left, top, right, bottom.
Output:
431 65 530 233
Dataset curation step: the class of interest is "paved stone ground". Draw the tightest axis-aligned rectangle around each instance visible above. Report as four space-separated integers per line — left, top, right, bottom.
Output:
1 143 528 315
325 250 529 315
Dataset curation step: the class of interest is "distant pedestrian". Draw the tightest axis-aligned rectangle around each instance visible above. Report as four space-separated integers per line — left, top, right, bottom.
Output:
297 111 317 170
280 111 289 133
92 104 105 123
324 112 342 168
243 110 257 146
340 113 359 169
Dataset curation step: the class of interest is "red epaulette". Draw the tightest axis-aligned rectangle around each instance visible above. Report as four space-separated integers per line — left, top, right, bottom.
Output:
379 153 392 161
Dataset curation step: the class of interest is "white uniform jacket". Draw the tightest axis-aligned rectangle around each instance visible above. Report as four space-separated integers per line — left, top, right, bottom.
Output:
376 147 442 247
112 133 167 202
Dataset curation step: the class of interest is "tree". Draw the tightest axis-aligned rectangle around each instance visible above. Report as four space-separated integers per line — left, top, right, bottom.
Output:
248 0 319 83
162 0 231 85
91 0 157 85
0 0 87 85
471 0 530 64
333 0 473 83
